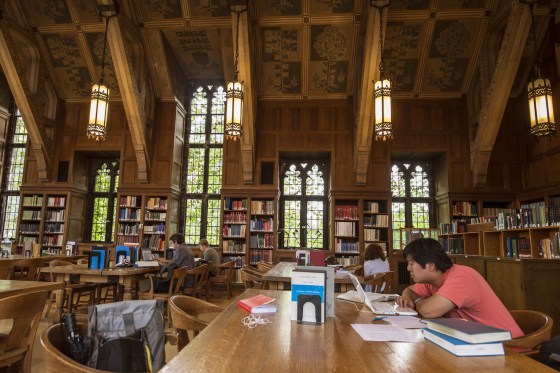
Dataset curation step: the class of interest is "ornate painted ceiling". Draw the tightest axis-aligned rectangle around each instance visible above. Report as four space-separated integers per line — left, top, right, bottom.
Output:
2 0 558 101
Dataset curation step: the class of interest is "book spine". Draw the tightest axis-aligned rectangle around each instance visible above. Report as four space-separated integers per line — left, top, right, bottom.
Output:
237 300 253 313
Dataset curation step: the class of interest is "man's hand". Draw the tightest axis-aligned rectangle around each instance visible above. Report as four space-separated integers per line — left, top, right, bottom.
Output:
396 296 415 309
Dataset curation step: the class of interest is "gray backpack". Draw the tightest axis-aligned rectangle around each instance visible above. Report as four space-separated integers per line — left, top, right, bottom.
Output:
87 299 166 372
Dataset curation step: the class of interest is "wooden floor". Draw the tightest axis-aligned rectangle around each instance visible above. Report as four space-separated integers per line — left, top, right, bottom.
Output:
28 286 245 372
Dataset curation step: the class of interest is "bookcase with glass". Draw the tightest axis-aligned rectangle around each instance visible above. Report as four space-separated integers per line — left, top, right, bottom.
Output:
116 194 142 246
42 194 67 254
221 197 248 269
363 199 390 257
249 198 274 264
332 199 359 265
16 194 43 254
143 196 168 252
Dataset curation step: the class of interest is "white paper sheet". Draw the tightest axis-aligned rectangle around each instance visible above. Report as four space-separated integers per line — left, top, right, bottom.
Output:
383 316 427 329
351 324 421 343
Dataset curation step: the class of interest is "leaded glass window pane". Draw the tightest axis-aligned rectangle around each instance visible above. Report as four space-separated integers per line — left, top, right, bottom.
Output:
391 165 406 197
207 148 222 194
283 200 300 248
306 165 324 196
207 199 221 245
186 148 205 194
283 165 301 195
88 161 118 243
185 199 202 244
411 165 429 197
2 196 20 239
307 201 324 248
94 164 111 192
91 197 109 241
6 148 25 190
412 203 430 228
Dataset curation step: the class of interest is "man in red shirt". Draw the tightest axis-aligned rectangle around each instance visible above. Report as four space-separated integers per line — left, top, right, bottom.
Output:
396 238 524 338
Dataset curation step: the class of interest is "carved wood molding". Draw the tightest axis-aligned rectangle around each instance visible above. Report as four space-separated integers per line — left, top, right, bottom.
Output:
470 2 529 187
354 7 381 185
234 5 254 184
0 15 52 182
105 9 151 183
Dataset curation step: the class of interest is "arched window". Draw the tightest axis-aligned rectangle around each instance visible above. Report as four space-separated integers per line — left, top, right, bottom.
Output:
183 85 224 245
0 107 28 240
279 159 329 249
86 161 119 242
391 161 435 250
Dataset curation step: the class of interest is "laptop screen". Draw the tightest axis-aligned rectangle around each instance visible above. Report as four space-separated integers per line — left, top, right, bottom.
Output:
348 273 376 313
141 248 154 261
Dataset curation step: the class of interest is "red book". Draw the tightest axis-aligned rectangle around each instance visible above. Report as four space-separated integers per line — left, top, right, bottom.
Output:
237 294 277 314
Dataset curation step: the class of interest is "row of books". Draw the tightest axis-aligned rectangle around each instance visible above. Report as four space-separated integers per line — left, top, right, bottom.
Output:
42 234 64 246
116 235 139 245
336 255 359 266
145 211 166 221
439 221 467 234
46 196 66 207
250 200 274 214
505 236 531 258
117 223 139 235
44 223 64 233
364 215 388 227
248 249 272 264
495 207 560 229
120 196 141 207
18 223 40 234
222 240 246 253
452 201 477 216
250 233 274 249
364 201 382 213
364 228 384 241
21 210 41 220
334 205 358 220
424 318 511 357
142 235 165 250
45 210 64 221
334 221 356 236
143 224 165 234
146 197 167 209
23 195 43 206
439 237 465 254
119 208 139 221
224 198 246 211
222 225 246 237
334 239 359 253
223 212 246 223
250 218 273 231
540 235 560 259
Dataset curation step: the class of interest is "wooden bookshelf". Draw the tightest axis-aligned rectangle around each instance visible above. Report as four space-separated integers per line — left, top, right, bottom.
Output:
221 197 248 275
248 198 275 264
42 194 67 254
116 194 142 246
333 199 359 264
142 196 168 252
16 193 43 254
363 199 390 257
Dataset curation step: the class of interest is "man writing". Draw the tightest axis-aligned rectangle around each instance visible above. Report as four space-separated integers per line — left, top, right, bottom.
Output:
396 238 523 338
199 238 220 276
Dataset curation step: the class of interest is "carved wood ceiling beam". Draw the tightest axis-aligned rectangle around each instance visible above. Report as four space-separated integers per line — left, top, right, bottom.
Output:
354 7 383 186
100 0 151 182
470 2 530 187
142 29 174 101
0 15 52 181
233 5 254 184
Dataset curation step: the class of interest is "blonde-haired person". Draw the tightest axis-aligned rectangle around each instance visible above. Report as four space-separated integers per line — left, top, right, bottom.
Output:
363 243 390 292
199 238 220 276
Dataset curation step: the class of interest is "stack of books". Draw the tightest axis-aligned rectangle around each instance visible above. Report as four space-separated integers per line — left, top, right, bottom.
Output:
423 318 512 356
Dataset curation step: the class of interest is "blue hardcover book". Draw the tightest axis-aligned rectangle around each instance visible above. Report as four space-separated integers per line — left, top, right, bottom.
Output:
423 329 505 357
89 246 108 270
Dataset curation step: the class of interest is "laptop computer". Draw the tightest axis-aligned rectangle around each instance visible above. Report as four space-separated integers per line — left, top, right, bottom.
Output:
338 273 417 316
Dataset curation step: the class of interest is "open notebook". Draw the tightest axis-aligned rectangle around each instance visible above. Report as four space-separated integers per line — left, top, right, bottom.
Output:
337 273 417 316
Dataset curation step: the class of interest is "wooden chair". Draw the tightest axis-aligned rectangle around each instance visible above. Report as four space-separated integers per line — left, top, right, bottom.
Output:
41 323 108 372
207 260 236 299
43 260 97 318
74 258 119 304
0 290 49 373
182 264 209 299
240 267 265 289
504 310 554 351
256 261 273 273
138 265 191 323
8 258 45 280
168 295 224 352
363 272 392 293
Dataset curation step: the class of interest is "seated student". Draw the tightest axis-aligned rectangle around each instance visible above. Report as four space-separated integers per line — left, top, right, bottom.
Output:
154 233 195 290
199 238 220 276
363 243 390 292
396 238 524 338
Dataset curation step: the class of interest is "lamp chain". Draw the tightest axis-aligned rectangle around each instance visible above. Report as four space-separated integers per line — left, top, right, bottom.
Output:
99 15 112 84
378 6 384 77
233 9 242 81
528 2 541 78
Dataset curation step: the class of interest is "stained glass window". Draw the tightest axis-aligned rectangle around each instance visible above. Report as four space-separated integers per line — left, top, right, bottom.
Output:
88 161 119 242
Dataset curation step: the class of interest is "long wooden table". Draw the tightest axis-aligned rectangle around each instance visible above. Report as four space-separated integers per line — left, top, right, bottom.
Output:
0 280 64 299
262 262 356 291
0 255 87 279
161 289 555 372
39 264 159 301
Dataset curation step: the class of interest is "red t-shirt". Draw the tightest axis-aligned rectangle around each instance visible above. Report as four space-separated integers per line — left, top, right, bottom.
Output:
412 264 524 338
